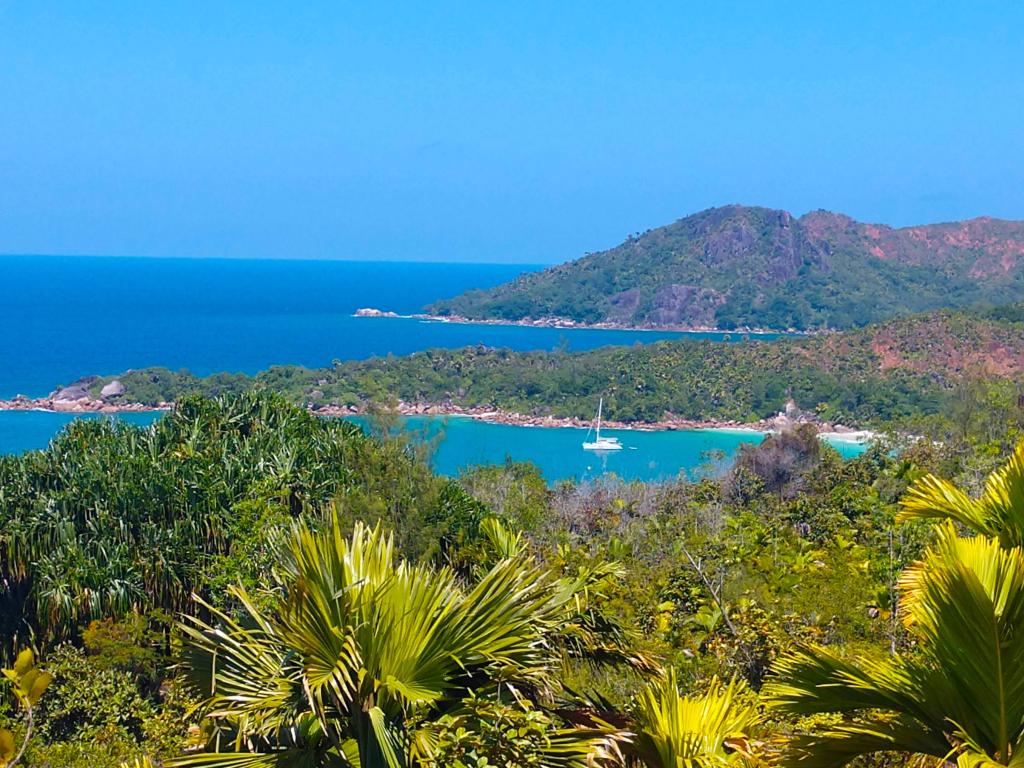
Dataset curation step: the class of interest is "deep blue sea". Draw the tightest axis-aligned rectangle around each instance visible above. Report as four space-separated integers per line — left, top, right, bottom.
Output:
0 256 771 398
0 256 857 480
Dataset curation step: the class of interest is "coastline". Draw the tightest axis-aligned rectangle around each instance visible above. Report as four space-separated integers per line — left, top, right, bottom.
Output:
352 308 812 336
0 395 875 444
817 429 877 444
0 396 172 414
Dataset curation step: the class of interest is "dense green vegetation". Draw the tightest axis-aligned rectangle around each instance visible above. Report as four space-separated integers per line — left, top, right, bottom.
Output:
3 389 1024 765
92 342 936 425
766 443 1024 766
0 393 463 653
0 394 477 765
89 308 1024 428
427 206 1024 330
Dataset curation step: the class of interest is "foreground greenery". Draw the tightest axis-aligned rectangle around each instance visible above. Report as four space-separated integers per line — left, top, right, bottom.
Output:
0 393 461 654
176 519 628 766
3 392 1024 765
88 308 1024 428
768 443 1024 767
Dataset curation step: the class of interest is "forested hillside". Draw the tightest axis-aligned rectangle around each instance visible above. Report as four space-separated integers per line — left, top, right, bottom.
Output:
427 205 1024 330
85 308 1024 427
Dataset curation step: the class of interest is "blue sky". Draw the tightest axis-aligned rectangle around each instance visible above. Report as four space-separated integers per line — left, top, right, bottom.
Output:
1 2 1022 262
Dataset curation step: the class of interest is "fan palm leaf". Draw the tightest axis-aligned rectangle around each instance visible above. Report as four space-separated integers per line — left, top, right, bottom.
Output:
174 519 616 767
899 440 1024 547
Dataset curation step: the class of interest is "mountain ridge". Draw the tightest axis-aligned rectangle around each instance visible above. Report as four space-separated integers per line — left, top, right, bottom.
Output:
427 205 1024 330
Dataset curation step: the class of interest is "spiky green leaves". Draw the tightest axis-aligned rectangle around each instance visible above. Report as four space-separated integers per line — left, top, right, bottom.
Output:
629 670 759 768
767 525 1024 767
899 440 1024 547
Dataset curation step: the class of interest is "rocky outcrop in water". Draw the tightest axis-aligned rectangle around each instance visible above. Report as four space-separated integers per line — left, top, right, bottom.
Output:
50 376 99 402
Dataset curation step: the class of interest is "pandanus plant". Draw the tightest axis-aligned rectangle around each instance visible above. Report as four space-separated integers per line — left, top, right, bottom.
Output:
172 519 621 767
766 441 1024 768
0 392 438 655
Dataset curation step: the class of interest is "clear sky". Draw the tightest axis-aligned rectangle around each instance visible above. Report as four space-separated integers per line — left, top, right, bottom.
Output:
2 2 1022 262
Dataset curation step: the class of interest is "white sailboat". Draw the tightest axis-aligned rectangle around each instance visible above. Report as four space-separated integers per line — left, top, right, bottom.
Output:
582 397 622 451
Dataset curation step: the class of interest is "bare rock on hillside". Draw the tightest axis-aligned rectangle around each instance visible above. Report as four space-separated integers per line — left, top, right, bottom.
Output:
50 376 98 401
100 380 126 399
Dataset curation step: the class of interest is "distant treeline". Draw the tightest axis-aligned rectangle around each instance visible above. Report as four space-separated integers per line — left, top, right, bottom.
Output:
84 308 1024 428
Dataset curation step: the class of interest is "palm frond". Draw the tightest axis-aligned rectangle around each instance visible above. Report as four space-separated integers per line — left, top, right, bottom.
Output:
630 670 760 768
177 516 619 767
899 441 1024 547
768 521 1024 766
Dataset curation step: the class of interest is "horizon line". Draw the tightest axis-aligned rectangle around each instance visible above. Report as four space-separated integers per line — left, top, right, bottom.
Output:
0 252 549 267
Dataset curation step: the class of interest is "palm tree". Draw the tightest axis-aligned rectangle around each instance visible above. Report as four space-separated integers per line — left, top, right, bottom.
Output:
172 519 619 767
765 522 1024 767
627 670 760 768
899 439 1024 547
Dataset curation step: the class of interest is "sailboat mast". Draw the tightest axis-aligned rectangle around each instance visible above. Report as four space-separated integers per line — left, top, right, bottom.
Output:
596 397 603 437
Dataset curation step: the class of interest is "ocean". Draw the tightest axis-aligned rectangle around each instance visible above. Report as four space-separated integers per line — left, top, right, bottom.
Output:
0 256 854 480
0 256 778 399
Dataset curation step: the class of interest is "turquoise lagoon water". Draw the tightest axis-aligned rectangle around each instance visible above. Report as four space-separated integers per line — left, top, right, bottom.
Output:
392 416 868 482
0 411 165 455
0 411 868 483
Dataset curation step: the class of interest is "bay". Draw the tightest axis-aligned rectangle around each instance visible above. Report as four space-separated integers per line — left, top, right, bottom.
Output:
390 416 868 481
0 410 164 455
0 411 867 483
0 255 803 479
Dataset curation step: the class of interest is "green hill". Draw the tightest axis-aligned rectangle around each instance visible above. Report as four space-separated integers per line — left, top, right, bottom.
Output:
427 205 1024 330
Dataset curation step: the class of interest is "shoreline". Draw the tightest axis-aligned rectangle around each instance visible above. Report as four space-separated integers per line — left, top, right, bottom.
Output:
0 396 172 414
0 396 875 444
352 308 815 336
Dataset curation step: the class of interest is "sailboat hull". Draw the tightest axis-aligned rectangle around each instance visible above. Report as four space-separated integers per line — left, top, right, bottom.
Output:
582 440 623 451
582 396 623 451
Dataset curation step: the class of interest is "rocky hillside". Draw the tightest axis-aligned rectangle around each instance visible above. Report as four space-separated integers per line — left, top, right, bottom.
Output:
812 310 1024 378
428 206 1024 330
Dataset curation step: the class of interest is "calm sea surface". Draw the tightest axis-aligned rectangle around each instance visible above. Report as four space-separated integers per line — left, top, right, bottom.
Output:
0 411 866 483
0 256 850 479
0 256 773 398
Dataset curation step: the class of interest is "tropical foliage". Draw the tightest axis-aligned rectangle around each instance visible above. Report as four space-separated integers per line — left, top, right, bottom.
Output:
0 650 52 768
86 307 1024 428
174 519 621 766
0 392 456 653
4 391 1024 766
767 439 1024 767
73 309 1024 434
899 440 1024 546
627 671 759 768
